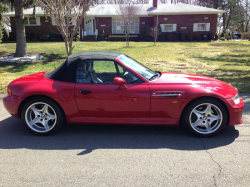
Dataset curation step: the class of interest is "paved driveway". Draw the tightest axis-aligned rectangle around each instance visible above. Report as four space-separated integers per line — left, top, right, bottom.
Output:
0 94 249 187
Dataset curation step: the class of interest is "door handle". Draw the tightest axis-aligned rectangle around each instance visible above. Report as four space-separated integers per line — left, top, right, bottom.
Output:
78 90 92 94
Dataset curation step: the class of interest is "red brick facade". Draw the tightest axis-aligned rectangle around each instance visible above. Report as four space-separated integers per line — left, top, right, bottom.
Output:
154 14 217 40
9 13 218 41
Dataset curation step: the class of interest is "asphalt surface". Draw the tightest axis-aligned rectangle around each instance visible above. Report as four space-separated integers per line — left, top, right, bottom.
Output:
0 93 249 187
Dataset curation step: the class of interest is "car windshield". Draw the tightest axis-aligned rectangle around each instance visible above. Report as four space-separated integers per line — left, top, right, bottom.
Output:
118 55 157 80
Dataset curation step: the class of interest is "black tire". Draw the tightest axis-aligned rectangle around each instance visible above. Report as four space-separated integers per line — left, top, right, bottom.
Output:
183 98 228 137
21 97 65 135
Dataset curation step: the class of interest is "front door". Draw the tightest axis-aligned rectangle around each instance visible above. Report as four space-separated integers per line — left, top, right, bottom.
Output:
84 17 95 35
74 59 150 117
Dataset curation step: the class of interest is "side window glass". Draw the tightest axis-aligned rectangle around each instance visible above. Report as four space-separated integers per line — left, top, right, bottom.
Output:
76 60 118 84
117 64 144 84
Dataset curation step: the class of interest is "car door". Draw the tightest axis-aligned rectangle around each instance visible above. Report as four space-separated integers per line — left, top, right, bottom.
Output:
74 59 150 118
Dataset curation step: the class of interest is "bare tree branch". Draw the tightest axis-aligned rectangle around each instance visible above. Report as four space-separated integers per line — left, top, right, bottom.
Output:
36 0 93 56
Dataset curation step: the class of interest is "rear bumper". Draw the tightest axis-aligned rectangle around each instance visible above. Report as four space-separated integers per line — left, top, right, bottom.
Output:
225 97 244 126
3 95 22 118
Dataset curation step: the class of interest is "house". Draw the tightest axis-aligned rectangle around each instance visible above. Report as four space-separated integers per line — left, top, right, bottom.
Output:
4 0 224 41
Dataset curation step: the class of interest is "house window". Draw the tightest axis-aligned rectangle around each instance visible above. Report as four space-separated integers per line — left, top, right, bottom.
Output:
193 23 210 32
112 18 139 34
165 24 173 32
24 17 40 26
160 24 177 32
198 23 206 31
52 18 76 26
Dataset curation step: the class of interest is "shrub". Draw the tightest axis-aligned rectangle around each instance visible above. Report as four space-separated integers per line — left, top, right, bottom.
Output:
108 35 140 41
190 34 193 41
220 32 225 38
2 28 9 42
214 33 218 40
193 34 196 41
165 32 169 41
207 33 212 40
172 32 177 41
227 32 231 40
185 34 189 41
9 32 16 41
177 33 182 41
220 37 225 41
144 26 153 41
74 31 80 41
158 26 163 41
200 33 204 41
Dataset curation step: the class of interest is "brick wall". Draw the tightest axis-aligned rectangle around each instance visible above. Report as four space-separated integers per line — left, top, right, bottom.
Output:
139 17 154 38
155 14 217 40
10 17 76 40
10 14 218 41
95 17 112 38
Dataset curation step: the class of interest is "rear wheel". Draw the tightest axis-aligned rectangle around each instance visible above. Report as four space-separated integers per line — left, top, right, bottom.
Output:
183 98 228 137
21 97 64 135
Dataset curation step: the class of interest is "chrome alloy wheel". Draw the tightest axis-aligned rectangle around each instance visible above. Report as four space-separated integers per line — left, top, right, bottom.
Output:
25 102 57 133
189 103 223 134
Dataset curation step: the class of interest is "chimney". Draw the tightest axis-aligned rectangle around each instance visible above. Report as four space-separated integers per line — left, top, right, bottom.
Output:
153 0 158 8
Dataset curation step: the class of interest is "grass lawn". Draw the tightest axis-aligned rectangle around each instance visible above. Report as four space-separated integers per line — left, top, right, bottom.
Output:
0 41 250 93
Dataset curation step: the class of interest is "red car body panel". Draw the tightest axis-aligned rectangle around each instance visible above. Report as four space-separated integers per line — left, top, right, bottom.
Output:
75 83 150 117
3 54 244 127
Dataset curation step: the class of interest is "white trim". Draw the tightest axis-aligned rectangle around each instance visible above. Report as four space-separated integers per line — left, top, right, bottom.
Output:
160 24 177 32
193 23 210 31
24 17 40 26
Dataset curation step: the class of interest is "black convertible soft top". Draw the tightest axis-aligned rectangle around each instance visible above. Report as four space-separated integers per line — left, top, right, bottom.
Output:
45 51 123 82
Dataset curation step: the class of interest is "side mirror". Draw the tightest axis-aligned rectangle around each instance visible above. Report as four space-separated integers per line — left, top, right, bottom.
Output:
113 77 127 89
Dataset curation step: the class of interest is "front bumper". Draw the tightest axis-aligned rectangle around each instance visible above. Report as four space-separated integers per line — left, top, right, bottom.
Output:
3 95 22 118
225 97 244 126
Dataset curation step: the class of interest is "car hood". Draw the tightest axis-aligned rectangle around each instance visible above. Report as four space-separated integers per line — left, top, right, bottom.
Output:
150 72 238 98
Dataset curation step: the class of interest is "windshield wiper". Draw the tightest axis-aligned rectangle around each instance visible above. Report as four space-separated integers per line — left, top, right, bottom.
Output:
149 73 159 81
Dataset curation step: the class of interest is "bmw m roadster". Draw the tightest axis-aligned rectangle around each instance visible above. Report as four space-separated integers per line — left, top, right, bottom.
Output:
3 51 244 136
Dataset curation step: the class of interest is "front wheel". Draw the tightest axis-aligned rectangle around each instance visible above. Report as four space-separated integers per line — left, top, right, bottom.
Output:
183 98 228 137
21 97 64 135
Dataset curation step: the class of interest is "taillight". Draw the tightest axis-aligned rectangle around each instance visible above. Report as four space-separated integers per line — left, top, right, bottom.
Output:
7 87 12 96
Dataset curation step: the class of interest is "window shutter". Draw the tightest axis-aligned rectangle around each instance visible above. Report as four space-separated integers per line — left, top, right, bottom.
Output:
52 19 57 26
72 18 76 26
160 24 165 32
193 23 198 32
206 23 210 31
173 24 177 32
36 17 40 25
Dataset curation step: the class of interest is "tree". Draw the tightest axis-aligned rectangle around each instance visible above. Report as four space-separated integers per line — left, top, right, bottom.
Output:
0 0 36 57
115 0 141 47
0 3 8 42
37 0 94 56
150 26 160 46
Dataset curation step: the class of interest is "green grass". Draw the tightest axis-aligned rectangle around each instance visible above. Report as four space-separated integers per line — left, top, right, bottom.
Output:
0 41 250 92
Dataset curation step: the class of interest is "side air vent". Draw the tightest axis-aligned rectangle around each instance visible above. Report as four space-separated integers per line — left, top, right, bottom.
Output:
152 91 185 98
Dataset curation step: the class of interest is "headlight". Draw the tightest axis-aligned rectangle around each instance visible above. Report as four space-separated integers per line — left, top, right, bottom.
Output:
232 93 240 104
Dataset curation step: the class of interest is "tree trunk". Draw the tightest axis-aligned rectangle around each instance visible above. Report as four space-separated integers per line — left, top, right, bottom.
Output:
14 0 27 57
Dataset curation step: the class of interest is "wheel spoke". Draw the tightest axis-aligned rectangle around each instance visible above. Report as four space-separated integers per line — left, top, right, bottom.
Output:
204 121 211 132
204 104 212 116
42 104 50 114
46 114 55 121
30 106 41 116
30 117 40 125
209 115 221 123
192 119 204 127
193 109 203 118
44 120 50 130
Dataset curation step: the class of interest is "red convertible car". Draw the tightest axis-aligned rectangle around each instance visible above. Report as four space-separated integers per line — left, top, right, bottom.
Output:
3 51 244 136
